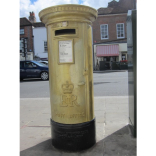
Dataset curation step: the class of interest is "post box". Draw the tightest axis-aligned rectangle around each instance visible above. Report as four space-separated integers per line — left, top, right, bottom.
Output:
39 4 97 151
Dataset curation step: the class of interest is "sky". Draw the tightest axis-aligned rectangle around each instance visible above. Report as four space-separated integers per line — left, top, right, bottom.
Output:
20 0 119 22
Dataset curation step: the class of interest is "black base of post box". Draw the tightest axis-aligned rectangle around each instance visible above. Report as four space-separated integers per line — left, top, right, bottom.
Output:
50 118 96 151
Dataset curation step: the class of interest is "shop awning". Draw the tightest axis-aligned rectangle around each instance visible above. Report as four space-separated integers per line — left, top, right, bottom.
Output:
96 45 119 57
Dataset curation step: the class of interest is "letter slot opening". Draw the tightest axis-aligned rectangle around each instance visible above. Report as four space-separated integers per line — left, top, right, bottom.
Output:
55 29 76 36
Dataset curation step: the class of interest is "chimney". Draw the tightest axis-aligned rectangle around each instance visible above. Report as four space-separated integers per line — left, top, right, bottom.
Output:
29 11 36 23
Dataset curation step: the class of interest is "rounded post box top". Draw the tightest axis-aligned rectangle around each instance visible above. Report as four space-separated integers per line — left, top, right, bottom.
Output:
39 4 97 26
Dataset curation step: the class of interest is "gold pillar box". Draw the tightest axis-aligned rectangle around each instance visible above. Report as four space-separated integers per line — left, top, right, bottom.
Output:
39 4 97 151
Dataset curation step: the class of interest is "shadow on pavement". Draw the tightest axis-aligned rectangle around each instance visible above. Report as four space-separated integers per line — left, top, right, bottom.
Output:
20 125 136 156
102 125 136 156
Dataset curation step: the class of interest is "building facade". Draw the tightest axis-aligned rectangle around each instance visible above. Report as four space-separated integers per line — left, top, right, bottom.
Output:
20 12 48 61
28 11 48 60
20 17 34 60
92 0 135 70
32 22 48 60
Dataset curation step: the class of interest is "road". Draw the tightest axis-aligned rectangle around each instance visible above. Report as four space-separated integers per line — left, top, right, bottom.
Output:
93 71 128 96
20 71 128 98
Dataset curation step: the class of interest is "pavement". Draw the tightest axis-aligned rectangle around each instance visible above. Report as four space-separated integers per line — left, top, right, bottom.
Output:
20 96 136 156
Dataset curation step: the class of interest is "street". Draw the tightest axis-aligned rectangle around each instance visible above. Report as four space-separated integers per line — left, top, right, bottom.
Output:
20 71 128 98
94 71 128 96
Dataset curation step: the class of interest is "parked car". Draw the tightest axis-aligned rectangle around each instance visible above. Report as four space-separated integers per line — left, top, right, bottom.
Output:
38 60 48 66
20 60 49 81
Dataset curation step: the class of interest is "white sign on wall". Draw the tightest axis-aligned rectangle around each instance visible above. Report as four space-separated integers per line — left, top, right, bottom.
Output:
58 40 73 63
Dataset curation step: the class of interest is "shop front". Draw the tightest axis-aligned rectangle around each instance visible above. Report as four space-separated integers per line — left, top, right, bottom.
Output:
95 44 119 70
94 43 127 70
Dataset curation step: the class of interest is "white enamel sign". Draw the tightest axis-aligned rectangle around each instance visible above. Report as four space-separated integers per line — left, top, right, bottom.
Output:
59 40 73 63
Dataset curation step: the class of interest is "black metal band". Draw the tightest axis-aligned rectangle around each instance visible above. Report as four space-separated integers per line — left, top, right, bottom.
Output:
50 118 96 151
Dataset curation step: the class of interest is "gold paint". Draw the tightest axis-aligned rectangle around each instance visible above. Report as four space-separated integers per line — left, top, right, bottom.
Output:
60 81 79 107
61 94 79 107
62 81 74 94
39 4 97 124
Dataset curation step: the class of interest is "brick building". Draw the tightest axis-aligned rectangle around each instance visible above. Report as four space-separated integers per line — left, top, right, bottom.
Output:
20 17 34 60
92 0 136 70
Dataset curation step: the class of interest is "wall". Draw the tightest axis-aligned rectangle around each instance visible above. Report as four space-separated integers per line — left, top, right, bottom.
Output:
33 27 48 59
20 52 33 61
20 26 33 52
92 13 127 44
119 43 127 51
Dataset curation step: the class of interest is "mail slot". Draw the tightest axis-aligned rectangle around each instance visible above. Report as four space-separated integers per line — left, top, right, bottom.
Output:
39 4 97 151
55 29 76 36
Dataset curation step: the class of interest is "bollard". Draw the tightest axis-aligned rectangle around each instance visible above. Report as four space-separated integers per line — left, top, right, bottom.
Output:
39 4 97 151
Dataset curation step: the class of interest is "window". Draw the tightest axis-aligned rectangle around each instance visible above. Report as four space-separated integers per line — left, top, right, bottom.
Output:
20 28 24 35
24 62 37 68
100 24 109 39
116 23 125 39
44 41 48 52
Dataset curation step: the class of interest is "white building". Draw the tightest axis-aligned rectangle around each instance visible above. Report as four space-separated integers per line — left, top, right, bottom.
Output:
33 22 48 60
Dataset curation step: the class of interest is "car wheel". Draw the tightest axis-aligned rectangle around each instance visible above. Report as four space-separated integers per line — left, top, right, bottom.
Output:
41 72 49 80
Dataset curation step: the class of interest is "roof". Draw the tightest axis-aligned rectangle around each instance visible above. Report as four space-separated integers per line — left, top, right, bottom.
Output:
32 22 45 27
98 7 113 15
98 0 135 15
98 5 131 15
20 18 45 27
20 17 32 26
